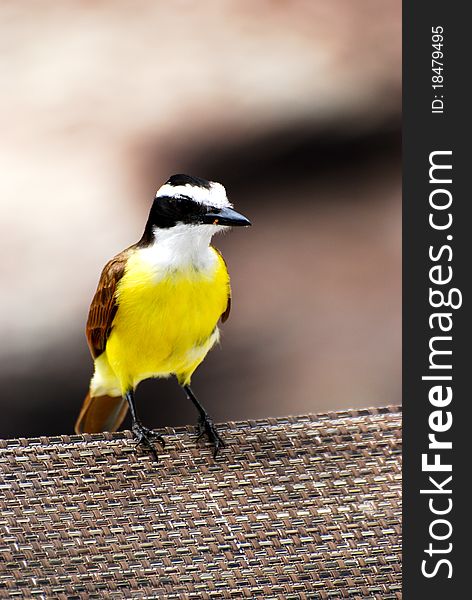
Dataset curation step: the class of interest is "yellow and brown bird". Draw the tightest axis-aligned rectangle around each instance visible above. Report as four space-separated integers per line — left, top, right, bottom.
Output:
75 174 251 459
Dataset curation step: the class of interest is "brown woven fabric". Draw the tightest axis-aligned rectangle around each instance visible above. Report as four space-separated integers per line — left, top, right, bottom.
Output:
0 407 401 599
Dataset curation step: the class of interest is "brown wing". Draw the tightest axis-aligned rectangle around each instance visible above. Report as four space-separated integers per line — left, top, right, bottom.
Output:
221 295 231 323
86 248 131 359
213 246 231 323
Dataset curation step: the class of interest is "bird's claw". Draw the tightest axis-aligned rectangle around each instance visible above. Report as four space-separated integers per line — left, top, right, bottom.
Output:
196 415 226 458
132 421 165 462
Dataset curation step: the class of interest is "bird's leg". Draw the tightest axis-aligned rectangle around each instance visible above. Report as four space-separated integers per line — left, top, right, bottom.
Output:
183 385 225 457
125 390 165 461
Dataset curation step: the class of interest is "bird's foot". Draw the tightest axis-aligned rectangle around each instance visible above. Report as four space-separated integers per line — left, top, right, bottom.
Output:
132 421 165 462
196 414 226 458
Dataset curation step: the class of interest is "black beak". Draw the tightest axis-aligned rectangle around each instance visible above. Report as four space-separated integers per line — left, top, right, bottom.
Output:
203 206 251 227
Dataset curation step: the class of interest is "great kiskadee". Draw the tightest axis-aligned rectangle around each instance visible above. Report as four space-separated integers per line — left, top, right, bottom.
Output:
75 174 251 459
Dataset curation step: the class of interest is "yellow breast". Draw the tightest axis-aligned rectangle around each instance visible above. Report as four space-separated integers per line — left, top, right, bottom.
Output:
105 246 230 390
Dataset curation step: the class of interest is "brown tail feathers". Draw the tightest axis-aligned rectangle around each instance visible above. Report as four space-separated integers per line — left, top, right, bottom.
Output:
75 392 128 434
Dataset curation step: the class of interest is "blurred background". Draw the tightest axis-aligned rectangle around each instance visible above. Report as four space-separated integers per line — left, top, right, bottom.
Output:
0 1 401 438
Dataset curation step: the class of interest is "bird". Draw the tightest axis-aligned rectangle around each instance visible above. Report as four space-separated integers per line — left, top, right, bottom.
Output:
75 174 251 460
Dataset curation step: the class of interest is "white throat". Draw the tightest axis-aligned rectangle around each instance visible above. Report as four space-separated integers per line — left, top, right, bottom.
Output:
140 223 224 273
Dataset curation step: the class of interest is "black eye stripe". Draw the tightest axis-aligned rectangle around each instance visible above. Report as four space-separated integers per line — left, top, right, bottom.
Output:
172 196 206 215
142 195 208 234
139 181 217 245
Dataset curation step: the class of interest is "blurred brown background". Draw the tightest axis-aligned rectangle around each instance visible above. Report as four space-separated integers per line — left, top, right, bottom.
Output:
0 1 401 438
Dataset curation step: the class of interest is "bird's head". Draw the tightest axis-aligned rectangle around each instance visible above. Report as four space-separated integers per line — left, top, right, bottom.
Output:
143 174 251 240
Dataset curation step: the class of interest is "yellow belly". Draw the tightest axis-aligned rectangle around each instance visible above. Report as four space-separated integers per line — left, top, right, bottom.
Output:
105 248 230 391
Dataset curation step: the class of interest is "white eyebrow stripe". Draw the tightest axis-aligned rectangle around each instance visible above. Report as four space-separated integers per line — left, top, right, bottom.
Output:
155 182 232 209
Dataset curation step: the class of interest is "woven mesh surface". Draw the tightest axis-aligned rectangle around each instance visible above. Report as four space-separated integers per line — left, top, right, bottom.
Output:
0 407 401 599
